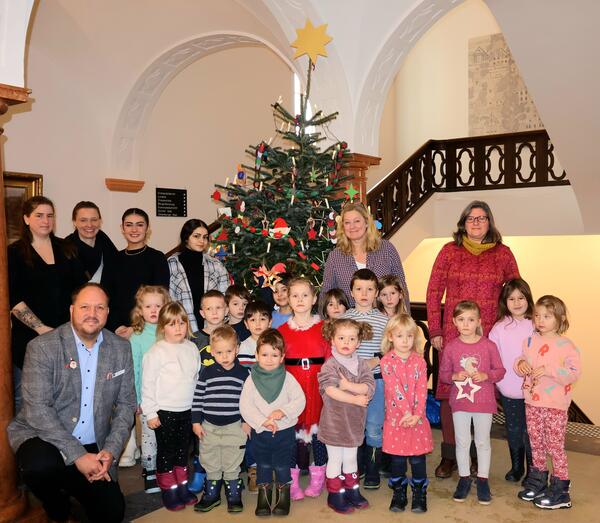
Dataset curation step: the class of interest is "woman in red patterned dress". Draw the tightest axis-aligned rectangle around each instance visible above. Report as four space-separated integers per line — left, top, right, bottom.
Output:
426 201 519 478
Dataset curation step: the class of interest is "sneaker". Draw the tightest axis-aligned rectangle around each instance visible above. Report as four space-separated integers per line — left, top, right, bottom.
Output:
143 469 161 494
476 477 492 505
453 476 472 502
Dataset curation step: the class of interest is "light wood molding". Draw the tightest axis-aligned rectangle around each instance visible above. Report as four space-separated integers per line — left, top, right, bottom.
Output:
0 83 30 105
105 178 145 192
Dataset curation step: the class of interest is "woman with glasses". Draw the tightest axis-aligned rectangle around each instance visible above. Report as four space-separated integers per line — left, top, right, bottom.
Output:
426 200 519 480
320 202 409 311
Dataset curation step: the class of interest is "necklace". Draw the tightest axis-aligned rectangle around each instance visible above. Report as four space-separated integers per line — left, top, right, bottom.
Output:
125 245 148 256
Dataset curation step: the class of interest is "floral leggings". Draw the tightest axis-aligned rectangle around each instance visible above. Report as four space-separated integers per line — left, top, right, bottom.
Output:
525 404 568 480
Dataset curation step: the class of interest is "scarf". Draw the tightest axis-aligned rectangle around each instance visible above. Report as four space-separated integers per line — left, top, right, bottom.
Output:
462 235 496 256
66 230 118 279
251 363 286 403
332 347 360 376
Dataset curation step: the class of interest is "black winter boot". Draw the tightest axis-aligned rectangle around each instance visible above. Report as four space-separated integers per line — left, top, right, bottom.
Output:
194 479 222 512
534 477 571 509
388 476 408 512
272 483 291 516
326 476 354 514
505 446 525 482
255 483 273 517
518 468 548 502
224 478 244 513
410 478 428 513
363 446 382 489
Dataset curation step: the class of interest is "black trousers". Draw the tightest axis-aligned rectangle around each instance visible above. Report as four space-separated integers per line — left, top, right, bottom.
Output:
16 437 125 523
154 409 191 473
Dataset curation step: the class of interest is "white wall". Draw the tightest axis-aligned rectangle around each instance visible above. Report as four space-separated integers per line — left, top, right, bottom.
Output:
0 0 293 250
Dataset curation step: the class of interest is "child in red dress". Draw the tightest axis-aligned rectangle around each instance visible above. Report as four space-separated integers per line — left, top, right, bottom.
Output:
278 277 331 501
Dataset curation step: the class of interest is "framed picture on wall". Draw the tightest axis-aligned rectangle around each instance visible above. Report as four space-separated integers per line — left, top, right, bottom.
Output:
3 171 43 244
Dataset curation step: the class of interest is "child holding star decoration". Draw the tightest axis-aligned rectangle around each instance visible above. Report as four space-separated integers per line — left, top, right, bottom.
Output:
209 20 361 291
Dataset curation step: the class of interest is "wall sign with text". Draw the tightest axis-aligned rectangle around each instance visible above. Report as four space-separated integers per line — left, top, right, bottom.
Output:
156 187 187 217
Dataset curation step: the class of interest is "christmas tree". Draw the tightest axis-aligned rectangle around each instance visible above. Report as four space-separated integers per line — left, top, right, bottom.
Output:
210 20 358 291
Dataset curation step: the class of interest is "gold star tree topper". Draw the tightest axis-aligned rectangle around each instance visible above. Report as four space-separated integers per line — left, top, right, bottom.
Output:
291 20 333 65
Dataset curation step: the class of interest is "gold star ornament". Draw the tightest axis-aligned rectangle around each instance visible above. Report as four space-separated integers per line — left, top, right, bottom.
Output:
291 20 333 65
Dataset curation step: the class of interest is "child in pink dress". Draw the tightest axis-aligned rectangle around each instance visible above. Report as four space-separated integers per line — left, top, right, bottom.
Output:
381 314 433 514
515 295 581 510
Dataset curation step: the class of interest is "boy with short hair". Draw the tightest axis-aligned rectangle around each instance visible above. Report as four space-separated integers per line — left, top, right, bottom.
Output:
271 273 293 328
192 326 250 513
341 268 389 489
238 301 272 367
193 290 228 366
225 284 251 342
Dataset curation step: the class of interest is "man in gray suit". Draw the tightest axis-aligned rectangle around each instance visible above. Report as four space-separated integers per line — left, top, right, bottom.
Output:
8 282 136 522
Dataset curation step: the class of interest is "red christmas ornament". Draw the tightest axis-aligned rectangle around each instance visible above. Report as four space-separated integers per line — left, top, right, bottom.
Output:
341 141 348 150
310 262 320 271
307 228 317 240
249 226 256 233
335 162 342 171
212 190 221 201
261 229 268 236
232 217 239 224
298 252 307 260
288 238 297 247
215 228 228 241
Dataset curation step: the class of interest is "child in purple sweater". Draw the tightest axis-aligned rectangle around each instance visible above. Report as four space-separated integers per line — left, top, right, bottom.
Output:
489 279 535 484
439 300 505 505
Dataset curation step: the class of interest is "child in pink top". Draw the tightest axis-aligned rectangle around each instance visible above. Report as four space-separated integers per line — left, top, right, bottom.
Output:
381 314 433 514
489 278 535 483
515 295 581 510
439 301 505 505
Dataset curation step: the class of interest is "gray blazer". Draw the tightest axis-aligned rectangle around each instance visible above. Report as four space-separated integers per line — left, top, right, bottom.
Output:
8 323 136 479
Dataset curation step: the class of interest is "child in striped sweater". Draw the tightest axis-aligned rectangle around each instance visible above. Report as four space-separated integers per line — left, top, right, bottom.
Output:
192 326 250 513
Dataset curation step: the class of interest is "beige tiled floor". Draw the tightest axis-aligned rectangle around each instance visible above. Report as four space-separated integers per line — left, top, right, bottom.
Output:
134 430 599 522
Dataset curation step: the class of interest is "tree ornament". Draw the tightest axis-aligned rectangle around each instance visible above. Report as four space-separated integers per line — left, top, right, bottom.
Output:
255 142 266 170
269 218 291 239
307 228 317 240
290 19 333 65
236 164 246 185
344 183 359 201
212 190 222 201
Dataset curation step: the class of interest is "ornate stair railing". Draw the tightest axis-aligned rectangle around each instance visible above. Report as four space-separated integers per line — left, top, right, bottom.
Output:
367 130 569 239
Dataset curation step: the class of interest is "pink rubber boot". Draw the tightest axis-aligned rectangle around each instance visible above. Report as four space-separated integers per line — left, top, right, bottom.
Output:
290 467 304 501
304 465 326 497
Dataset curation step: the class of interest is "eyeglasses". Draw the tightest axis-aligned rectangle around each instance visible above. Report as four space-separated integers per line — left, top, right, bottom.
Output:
465 216 489 224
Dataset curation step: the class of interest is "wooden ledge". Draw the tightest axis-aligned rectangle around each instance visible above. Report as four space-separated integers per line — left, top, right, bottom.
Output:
105 178 145 192
0 83 30 105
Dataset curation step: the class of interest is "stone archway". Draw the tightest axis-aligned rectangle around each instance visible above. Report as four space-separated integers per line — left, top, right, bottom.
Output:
110 32 300 181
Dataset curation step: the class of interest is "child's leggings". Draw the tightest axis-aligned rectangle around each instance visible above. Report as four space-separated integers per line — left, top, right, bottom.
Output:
325 445 357 478
390 454 427 480
140 414 157 471
154 410 191 473
526 404 569 479
290 433 327 467
452 411 492 478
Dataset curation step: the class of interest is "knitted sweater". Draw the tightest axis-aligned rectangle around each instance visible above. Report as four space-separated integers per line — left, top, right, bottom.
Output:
489 316 534 399
191 361 249 425
130 323 157 404
141 339 200 419
426 241 519 398
240 373 306 434
515 334 581 411
439 336 505 414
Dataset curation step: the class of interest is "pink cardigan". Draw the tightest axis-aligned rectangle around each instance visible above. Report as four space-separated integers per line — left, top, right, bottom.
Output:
426 241 519 399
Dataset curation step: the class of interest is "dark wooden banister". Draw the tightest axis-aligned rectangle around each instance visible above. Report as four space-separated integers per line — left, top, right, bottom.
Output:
367 130 569 239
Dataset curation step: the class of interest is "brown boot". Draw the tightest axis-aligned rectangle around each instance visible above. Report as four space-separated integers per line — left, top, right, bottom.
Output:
435 443 457 479
247 466 258 493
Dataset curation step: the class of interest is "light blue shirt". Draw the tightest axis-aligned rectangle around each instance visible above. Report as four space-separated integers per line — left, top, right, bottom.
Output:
71 328 103 445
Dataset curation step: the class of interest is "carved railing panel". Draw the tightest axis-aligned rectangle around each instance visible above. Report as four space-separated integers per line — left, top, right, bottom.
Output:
368 130 569 239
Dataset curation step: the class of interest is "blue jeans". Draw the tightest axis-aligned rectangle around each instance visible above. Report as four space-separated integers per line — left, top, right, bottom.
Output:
365 378 384 448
